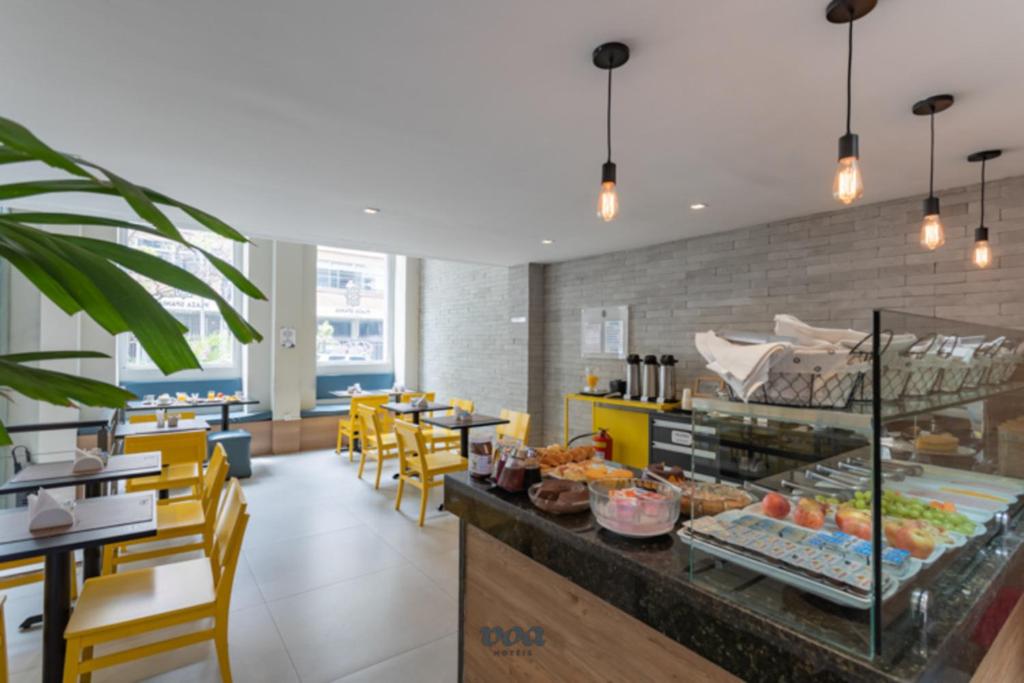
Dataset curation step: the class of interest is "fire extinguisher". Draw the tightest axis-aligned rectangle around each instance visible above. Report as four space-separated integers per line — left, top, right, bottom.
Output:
593 428 613 461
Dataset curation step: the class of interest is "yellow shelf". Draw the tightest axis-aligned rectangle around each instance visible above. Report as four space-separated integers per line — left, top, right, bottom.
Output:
565 393 681 412
563 393 681 470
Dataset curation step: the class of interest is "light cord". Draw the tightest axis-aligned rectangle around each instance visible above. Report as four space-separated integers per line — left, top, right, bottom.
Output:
846 17 853 135
606 67 613 163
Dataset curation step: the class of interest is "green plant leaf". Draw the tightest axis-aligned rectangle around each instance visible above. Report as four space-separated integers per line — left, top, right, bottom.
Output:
0 351 109 362
62 235 263 343
0 148 32 165
13 212 267 301
0 219 129 332
0 117 92 178
0 242 82 315
0 221 200 373
0 358 135 408
90 165 184 242
0 420 9 447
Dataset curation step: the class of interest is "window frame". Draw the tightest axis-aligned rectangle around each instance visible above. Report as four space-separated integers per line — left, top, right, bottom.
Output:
315 248 395 376
116 231 246 383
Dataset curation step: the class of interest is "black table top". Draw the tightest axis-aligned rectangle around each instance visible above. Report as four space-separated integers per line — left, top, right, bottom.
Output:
381 401 450 415
0 492 157 562
421 413 509 430
0 453 162 495
124 398 258 411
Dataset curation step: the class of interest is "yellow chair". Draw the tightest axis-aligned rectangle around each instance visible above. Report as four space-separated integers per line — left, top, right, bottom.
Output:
394 421 467 526
123 430 207 503
355 404 399 490
428 398 474 451
102 445 228 575
127 412 196 424
496 409 530 444
335 395 388 461
62 479 249 683
0 556 77 600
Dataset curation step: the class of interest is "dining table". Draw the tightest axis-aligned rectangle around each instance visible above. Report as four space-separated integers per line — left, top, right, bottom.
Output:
113 418 211 439
421 413 510 458
0 452 162 578
381 401 450 425
329 388 405 401
125 397 258 432
0 491 158 683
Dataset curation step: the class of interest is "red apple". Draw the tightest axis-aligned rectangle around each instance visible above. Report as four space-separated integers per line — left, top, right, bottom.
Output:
835 506 872 540
762 493 791 519
793 498 825 529
885 520 936 559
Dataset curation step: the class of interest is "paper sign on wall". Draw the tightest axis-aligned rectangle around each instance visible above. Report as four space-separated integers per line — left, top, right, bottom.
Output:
581 306 628 359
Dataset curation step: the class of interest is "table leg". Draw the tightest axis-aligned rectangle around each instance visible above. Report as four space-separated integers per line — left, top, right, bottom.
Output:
221 404 230 432
412 413 421 425
83 481 103 579
460 429 469 459
42 550 72 683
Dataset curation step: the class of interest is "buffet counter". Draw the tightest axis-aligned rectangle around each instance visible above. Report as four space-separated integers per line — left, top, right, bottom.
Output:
445 470 1024 682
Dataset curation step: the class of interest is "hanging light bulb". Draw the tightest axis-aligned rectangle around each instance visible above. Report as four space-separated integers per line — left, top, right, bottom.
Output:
920 212 945 250
592 42 629 222
833 150 863 205
597 162 618 221
973 229 992 268
967 149 1002 269
826 0 875 205
913 95 954 250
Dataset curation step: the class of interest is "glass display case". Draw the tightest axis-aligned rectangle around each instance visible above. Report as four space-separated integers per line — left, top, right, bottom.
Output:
680 310 1024 676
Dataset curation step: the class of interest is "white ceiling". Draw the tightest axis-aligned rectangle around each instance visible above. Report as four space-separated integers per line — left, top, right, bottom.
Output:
4 0 1024 266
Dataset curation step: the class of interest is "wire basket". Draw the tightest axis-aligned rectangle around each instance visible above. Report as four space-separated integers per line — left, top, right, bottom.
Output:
963 340 1000 389
984 340 1021 385
902 335 943 397
935 336 970 393
850 331 912 403
727 347 866 409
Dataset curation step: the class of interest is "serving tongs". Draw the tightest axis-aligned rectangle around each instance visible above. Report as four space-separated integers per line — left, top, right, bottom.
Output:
779 478 853 502
841 457 924 477
641 468 683 494
835 461 905 481
804 469 870 492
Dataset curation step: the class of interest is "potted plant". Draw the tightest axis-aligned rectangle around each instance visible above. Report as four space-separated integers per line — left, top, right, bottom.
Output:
0 116 265 443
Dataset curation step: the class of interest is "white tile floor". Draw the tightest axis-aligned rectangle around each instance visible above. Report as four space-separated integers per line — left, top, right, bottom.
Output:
4 449 460 683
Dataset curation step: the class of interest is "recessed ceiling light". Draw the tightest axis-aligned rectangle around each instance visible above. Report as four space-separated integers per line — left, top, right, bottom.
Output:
363 207 380 215
541 239 554 245
689 202 708 210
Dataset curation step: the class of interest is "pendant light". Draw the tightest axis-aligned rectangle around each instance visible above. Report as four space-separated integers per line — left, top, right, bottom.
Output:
912 94 954 250
826 0 876 205
593 42 629 222
968 149 1001 269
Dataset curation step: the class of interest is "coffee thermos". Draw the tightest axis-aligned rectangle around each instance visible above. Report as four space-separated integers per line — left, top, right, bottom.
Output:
624 354 641 399
657 354 678 403
641 355 659 402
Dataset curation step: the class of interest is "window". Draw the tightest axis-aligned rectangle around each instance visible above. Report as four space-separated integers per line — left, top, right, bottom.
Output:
316 246 392 369
118 228 243 377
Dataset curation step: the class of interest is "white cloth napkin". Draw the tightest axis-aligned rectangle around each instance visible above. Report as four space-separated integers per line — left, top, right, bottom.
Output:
28 488 75 531
72 448 105 474
774 314 917 355
695 331 789 401
346 383 363 395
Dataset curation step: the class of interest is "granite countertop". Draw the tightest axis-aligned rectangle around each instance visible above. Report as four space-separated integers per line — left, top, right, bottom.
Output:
445 471 1023 683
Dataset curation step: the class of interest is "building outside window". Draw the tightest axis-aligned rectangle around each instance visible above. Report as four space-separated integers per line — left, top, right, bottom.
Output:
316 247 391 368
118 228 242 378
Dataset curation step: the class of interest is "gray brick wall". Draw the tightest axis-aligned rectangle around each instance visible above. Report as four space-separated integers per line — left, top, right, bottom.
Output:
418 259 531 419
420 174 1024 446
544 174 1024 444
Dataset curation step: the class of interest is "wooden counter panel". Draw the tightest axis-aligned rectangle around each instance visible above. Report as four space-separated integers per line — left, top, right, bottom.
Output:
971 592 1024 683
462 525 739 682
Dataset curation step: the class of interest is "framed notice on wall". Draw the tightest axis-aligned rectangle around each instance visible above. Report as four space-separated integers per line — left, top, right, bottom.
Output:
581 306 628 359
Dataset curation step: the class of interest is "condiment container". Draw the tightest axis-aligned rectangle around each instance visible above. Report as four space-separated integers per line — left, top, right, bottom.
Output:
469 436 494 480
